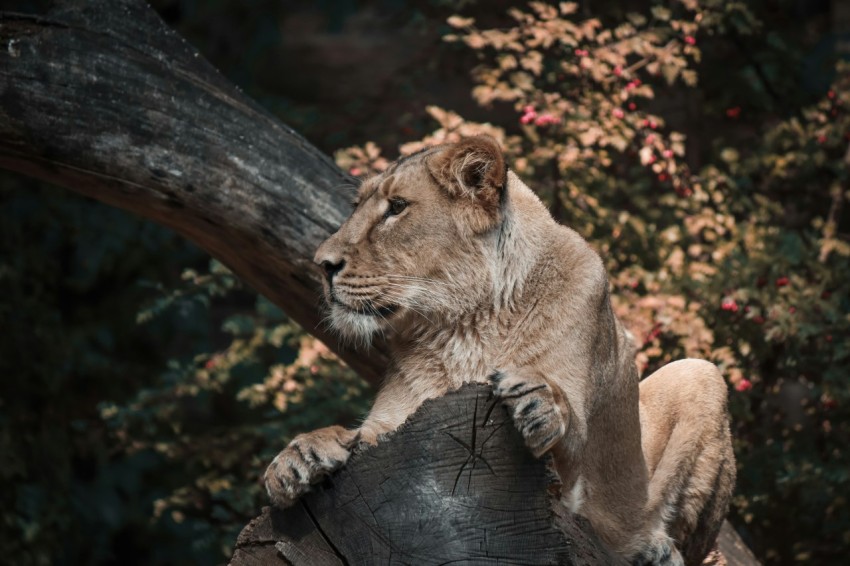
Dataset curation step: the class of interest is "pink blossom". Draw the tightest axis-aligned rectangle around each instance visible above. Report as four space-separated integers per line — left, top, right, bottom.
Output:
662 149 674 158
534 113 561 126
520 105 538 124
612 108 625 119
575 48 589 57
735 379 753 392
684 36 696 45
614 66 623 77
349 167 362 176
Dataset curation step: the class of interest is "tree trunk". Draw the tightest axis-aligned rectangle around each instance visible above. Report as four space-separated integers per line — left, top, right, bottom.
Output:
0 0 387 384
0 2 759 564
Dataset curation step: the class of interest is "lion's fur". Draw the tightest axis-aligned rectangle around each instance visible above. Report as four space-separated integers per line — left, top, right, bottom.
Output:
269 136 735 564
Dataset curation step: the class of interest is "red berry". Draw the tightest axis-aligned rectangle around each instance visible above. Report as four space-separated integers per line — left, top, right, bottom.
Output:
726 107 741 119
735 379 753 392
534 113 560 126
614 66 623 77
788 306 796 314
828 90 836 99
628 102 637 111
775 276 789 287
753 315 765 324
684 36 696 45
520 111 537 124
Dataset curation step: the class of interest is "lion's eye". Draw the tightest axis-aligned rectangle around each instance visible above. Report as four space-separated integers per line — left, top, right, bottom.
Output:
385 197 408 218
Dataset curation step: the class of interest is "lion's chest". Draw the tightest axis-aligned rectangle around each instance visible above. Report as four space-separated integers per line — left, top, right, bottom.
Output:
403 322 500 386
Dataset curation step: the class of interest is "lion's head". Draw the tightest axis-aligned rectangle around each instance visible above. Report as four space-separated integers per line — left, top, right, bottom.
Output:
314 136 508 343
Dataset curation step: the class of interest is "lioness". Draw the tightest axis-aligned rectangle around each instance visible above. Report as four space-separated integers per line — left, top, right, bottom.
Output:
265 136 735 565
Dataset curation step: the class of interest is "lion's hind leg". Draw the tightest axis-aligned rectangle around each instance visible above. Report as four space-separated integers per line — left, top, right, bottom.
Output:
637 359 736 566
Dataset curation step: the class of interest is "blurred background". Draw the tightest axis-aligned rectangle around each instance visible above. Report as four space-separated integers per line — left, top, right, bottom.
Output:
1 0 849 564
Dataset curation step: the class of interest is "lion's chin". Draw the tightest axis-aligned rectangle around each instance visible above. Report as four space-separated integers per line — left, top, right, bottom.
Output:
328 302 389 347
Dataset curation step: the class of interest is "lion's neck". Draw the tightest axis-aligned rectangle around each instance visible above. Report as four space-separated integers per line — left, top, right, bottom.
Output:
489 171 547 308
393 172 554 386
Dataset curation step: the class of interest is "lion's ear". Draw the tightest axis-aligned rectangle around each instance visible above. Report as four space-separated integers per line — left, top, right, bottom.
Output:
427 135 506 233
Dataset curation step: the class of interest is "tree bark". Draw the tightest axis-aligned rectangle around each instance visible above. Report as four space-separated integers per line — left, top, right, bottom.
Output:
0 0 387 384
230 384 759 566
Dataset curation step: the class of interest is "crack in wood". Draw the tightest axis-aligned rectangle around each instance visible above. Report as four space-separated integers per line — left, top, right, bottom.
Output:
300 500 349 566
448 395 498 495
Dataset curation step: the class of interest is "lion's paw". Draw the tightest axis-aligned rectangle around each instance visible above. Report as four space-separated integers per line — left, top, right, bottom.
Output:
264 425 359 508
489 370 566 457
631 533 685 566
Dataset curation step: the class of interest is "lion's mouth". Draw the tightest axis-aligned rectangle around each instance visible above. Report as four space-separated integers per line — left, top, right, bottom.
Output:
332 297 399 318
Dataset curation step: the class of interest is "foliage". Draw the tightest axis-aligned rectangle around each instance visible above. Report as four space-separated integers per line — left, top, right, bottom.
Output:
102 263 369 560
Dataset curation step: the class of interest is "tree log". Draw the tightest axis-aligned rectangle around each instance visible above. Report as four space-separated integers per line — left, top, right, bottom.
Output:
230 384 759 566
0 0 387 384
230 384 627 566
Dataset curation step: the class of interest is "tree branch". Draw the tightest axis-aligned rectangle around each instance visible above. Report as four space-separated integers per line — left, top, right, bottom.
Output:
0 0 388 384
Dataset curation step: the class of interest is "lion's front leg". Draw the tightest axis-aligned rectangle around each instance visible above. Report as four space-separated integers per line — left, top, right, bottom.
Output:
264 425 360 508
489 370 569 458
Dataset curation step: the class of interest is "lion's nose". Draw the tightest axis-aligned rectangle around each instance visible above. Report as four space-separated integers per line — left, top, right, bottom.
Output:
319 258 345 282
